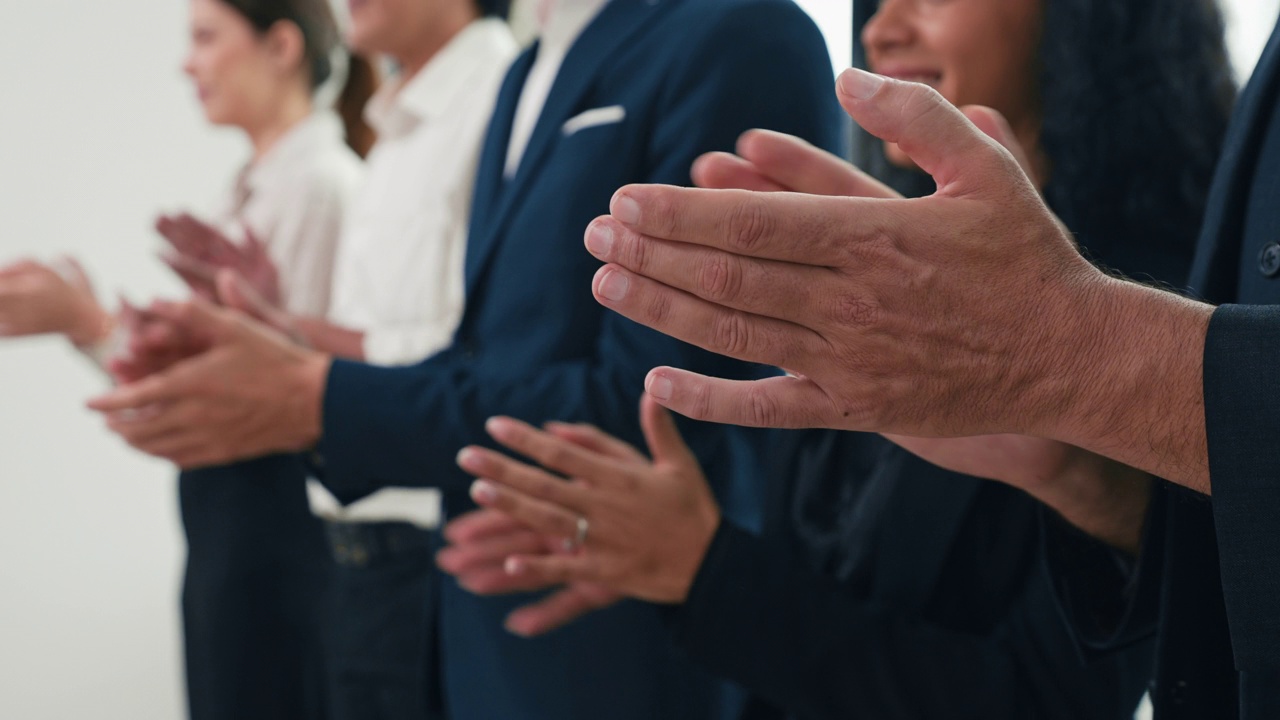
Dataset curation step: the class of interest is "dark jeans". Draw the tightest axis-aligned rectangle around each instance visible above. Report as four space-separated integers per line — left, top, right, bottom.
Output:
324 521 445 720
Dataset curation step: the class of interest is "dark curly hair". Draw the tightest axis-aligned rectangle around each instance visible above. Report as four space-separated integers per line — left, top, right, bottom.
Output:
852 0 1236 287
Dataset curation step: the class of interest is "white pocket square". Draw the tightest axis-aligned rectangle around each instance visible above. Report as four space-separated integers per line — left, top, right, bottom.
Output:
562 105 627 136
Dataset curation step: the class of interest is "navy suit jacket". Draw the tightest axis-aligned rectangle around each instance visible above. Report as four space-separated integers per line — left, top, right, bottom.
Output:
312 1 843 717
1051 20 1280 720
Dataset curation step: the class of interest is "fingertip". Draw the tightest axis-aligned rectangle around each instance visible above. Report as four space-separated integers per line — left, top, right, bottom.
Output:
485 416 516 443
836 67 887 101
504 556 526 576
470 479 498 505
645 370 674 402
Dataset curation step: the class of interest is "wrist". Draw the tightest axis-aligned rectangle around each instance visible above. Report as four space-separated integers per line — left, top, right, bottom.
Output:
68 303 114 349
1040 275 1213 490
288 349 331 451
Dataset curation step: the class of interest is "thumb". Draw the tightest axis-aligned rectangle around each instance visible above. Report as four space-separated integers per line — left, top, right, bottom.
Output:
639 393 696 467
961 105 1039 189
149 295 237 345
834 68 1014 194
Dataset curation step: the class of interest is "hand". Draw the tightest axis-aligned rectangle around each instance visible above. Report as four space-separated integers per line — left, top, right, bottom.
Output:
437 509 623 637
0 257 111 347
87 298 330 468
156 213 282 306
578 68 1211 489
445 395 721 606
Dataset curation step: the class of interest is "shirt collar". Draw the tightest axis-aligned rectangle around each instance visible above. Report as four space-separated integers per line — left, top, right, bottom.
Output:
241 111 344 199
365 17 515 138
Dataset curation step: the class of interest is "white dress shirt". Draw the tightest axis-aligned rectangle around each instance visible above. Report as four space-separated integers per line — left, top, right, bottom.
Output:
216 111 364 317
503 0 611 177
307 18 518 528
328 18 519 366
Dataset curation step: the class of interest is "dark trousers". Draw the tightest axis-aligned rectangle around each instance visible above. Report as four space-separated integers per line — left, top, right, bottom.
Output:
324 521 445 720
180 457 332 720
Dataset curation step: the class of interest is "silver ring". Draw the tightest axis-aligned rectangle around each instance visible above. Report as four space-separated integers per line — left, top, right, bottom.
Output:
575 516 589 547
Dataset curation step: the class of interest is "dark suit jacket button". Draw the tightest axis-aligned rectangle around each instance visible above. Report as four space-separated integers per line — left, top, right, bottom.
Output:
1259 243 1280 277
1169 679 1189 705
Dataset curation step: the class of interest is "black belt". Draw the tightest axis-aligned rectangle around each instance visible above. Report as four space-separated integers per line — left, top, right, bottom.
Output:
323 520 434 568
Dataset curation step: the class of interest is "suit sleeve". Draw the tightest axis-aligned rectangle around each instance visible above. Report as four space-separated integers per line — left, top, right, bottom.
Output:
666 521 1153 720
312 2 843 503
1204 303 1280 675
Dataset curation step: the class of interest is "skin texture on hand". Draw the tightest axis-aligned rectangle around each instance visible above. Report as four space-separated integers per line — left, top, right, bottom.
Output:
437 396 721 635
87 298 330 468
583 69 1213 494
0 257 111 347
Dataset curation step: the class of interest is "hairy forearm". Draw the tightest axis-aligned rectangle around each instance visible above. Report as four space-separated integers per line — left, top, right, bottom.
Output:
291 316 366 361
1040 277 1213 494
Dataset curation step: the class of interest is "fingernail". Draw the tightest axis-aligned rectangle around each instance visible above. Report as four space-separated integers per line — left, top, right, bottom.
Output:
486 417 514 442
504 557 525 575
456 447 480 471
611 193 641 225
647 373 673 401
597 270 629 302
584 221 615 257
471 479 497 504
839 68 885 100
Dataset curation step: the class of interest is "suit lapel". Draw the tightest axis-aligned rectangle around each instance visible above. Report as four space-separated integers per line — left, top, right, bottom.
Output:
464 0 673 293
1189 25 1280 301
468 50 536 249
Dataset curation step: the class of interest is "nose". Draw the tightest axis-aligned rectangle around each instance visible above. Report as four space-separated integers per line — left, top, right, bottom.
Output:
862 0 914 57
182 51 197 78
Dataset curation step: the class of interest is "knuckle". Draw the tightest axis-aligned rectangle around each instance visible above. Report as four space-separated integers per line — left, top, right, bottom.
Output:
710 311 753 357
695 253 741 302
830 294 879 327
642 285 674 326
743 385 780 427
724 197 772 254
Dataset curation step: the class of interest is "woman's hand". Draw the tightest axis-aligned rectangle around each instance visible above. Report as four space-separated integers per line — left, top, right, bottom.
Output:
0 257 111 347
156 213 282 306
442 395 722 606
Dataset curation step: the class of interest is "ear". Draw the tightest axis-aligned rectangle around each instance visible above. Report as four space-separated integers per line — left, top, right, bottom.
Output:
264 19 307 79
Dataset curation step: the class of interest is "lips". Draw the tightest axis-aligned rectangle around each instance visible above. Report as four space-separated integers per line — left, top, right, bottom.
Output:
871 66 943 89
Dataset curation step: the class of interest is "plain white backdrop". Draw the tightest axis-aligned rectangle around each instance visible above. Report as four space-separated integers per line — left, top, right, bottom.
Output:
0 1 1275 717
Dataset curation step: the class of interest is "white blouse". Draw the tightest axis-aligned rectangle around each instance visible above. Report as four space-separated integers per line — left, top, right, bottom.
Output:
214 111 364 317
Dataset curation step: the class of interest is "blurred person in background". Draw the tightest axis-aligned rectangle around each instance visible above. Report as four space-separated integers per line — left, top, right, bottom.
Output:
437 0 1236 718
0 0 372 717
160 0 518 718
87 0 843 717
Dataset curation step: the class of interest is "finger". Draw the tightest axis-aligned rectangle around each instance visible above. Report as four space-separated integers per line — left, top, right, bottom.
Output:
0 259 39 278
505 588 616 638
644 368 843 429
835 68 1015 194
146 297 237 345
736 129 897 199
691 152 788 193
584 217 826 321
451 566 558 596
483 417 631 491
443 508 528 544
160 253 219 300
88 369 189 412
504 553 600 590
459 445 594 512
605 186 892 266
961 105 1037 187
591 264 823 371
435 529 549 576
216 269 262 316
468 478 583 540
104 402 193 444
639 394 698 467
543 421 647 464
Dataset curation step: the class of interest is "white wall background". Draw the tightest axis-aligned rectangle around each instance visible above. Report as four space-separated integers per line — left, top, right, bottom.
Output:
0 2 1274 718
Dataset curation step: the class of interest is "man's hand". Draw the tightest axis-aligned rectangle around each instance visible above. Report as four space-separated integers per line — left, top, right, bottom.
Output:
87 298 330 468
156 213 282 306
582 69 1213 492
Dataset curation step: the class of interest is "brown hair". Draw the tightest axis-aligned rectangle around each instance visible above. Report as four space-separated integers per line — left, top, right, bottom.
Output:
220 0 378 157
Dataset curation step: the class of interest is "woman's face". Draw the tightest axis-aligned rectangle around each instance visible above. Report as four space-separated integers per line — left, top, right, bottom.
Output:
862 0 1043 168
183 0 284 128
